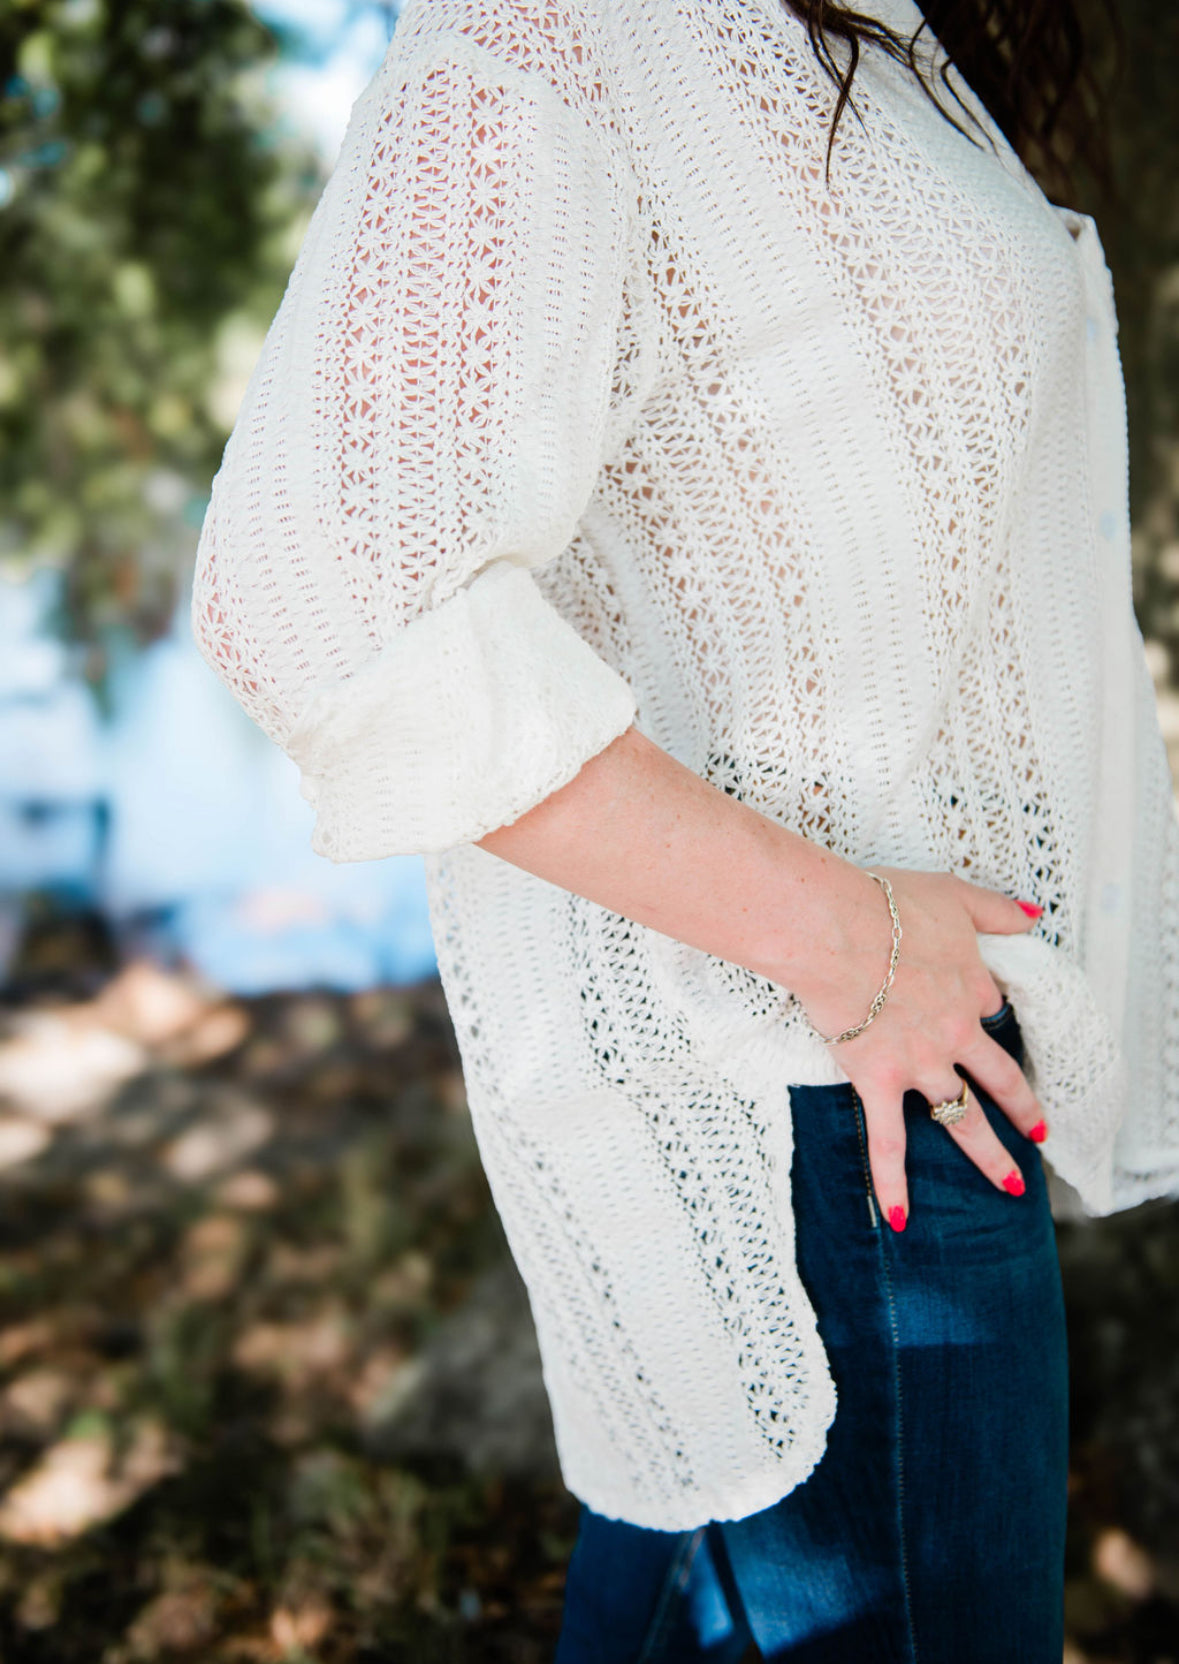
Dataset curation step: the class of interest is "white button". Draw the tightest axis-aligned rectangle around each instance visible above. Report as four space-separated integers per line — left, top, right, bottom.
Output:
1099 510 1119 541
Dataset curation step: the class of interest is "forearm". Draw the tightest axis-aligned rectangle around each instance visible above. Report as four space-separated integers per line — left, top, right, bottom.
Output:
476 722 883 1007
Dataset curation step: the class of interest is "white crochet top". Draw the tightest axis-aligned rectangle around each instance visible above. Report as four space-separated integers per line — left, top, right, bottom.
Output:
193 0 1179 1527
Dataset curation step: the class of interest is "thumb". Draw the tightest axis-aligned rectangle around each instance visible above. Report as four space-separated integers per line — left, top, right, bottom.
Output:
955 877 1043 936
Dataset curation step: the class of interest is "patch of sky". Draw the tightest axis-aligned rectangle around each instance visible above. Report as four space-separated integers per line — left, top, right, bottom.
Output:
253 0 355 60
248 1 399 164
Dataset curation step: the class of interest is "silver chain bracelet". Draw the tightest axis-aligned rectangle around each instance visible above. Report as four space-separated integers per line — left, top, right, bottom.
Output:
816 870 903 1046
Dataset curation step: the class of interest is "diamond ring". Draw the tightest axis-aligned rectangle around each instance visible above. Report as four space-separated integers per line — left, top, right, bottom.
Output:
929 1080 970 1127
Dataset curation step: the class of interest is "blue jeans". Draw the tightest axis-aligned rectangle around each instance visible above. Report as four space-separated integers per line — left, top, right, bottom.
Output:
554 999 1069 1662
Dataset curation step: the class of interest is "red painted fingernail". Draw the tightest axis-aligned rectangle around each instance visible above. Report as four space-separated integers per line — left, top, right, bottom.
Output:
889 1205 907 1232
1029 1120 1048 1143
1017 900 1044 918
1002 1169 1026 1195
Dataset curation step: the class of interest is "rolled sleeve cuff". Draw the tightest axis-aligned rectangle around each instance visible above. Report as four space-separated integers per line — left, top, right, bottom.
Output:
285 560 638 861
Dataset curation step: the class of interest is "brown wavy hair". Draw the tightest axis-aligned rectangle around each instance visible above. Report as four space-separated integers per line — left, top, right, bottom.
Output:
787 0 1119 202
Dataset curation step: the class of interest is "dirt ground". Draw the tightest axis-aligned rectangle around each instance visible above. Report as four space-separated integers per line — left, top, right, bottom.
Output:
0 948 1176 1662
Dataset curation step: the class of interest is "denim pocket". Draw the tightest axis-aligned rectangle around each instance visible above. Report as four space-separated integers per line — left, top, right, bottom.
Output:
979 997 1013 1032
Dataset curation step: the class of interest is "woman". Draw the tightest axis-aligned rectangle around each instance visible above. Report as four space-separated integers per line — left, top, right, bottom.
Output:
191 0 1179 1655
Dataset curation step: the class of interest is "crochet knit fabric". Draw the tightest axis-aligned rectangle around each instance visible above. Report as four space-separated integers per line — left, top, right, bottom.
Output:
193 0 1179 1526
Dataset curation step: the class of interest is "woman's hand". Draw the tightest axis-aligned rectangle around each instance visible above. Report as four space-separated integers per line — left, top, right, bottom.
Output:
794 867 1046 1230
474 725 1045 1232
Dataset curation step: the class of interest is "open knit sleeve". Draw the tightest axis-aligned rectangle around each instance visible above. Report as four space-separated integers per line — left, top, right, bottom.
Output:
190 30 639 860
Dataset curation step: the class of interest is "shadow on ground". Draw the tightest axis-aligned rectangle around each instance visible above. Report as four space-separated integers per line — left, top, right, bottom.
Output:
0 951 1174 1661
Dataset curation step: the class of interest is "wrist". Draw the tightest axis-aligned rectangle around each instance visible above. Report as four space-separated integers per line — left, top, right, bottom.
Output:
811 871 902 1043
757 841 898 1023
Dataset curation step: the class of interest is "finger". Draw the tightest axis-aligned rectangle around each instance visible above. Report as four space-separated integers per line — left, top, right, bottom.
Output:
857 1087 910 1231
952 875 1043 936
923 1076 1027 1195
978 980 1007 1021
958 1033 1047 1143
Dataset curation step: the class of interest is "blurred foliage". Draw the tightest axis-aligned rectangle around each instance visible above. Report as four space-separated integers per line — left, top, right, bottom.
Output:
1073 0 1179 660
0 0 1177 676
0 0 319 669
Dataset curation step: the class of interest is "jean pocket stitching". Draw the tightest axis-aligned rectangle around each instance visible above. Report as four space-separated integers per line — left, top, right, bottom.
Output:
980 999 1013 1031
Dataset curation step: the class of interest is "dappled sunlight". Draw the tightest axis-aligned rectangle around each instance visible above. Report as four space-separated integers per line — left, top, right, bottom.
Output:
0 967 1172 1657
0 1367 78 1439
177 1213 253 1302
0 962 254 1179
0 1116 52 1169
232 1304 355 1387
0 1417 182 1548
214 1167 281 1211
119 1572 222 1659
0 975 580 1655
269 1590 335 1655
1092 1527 1156 1601
0 1013 145 1124
1145 637 1179 803
159 1092 276 1182
348 1346 424 1424
89 960 212 1048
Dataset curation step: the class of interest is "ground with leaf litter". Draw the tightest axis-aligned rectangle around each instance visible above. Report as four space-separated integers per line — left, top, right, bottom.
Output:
0 957 1175 1662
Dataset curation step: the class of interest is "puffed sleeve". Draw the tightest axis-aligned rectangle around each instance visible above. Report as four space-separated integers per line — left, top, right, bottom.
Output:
190 29 639 860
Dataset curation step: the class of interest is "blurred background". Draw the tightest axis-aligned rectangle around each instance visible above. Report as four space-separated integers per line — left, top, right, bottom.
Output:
0 1 1177 1659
